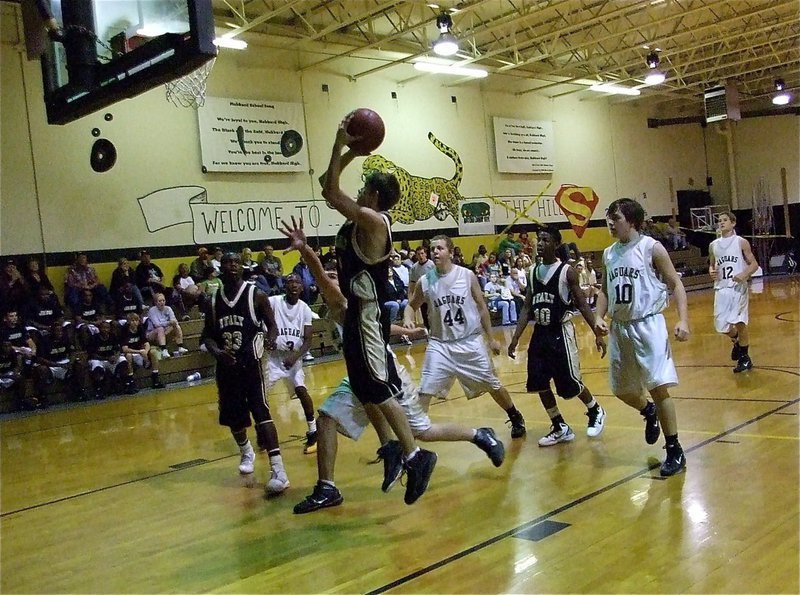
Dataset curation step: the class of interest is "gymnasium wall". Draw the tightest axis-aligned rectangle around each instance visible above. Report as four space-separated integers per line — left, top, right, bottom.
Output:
0 4 797 261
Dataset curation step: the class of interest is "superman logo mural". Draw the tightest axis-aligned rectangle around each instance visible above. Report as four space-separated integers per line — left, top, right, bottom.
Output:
554 185 600 238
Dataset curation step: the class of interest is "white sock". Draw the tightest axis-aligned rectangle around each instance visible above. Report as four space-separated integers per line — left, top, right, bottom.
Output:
269 454 284 471
308 418 317 433
404 447 421 462
585 397 597 409
320 479 335 488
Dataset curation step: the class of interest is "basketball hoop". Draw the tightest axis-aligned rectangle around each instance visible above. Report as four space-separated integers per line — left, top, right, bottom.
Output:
165 57 215 108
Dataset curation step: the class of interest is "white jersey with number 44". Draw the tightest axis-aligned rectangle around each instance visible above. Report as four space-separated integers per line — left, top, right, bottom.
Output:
421 266 482 342
603 235 668 322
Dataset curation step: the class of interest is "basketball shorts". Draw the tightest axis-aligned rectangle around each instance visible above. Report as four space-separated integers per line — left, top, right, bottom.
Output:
89 355 126 373
318 374 431 441
419 334 502 400
526 322 584 398
216 361 270 429
714 284 749 333
342 306 403 405
48 358 71 381
263 353 305 392
609 314 678 395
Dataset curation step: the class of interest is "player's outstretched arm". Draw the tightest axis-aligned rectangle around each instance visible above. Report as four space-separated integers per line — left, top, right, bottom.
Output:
470 272 500 354
403 281 424 329
280 217 347 318
566 265 606 357
652 242 690 341
508 278 533 358
737 238 759 282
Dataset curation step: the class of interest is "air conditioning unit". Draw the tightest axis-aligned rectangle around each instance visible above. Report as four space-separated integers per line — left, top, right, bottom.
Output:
704 84 741 123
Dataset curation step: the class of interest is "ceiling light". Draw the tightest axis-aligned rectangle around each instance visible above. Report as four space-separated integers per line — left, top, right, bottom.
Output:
414 61 488 78
643 51 666 86
433 13 458 56
589 83 641 96
214 37 247 50
772 78 791 106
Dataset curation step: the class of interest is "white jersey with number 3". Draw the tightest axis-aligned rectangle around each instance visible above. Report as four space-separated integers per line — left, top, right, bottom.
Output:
603 235 668 322
710 234 746 290
268 295 312 352
421 265 481 342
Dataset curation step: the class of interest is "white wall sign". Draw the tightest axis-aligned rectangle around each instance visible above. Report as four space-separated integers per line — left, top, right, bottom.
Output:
493 117 555 174
197 97 309 173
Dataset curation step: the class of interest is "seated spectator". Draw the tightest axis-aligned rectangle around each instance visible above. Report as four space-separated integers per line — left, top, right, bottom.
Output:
484 274 517 326
35 320 83 404
0 339 28 410
110 257 145 304
0 259 29 312
452 246 466 267
321 246 338 268
23 257 54 295
665 218 689 250
210 247 223 272
197 266 222 300
1 308 37 358
74 288 103 347
482 252 502 278
135 250 168 302
260 244 285 295
85 319 126 400
400 249 414 270
65 252 110 313
518 231 535 257
471 244 488 269
241 248 259 280
507 269 525 317
172 264 202 316
583 258 600 306
473 262 488 291
115 282 145 322
383 267 408 322
146 293 187 359
498 231 522 259
24 286 65 342
189 247 210 282
120 312 163 391
293 256 319 305
499 248 514 277
390 252 409 287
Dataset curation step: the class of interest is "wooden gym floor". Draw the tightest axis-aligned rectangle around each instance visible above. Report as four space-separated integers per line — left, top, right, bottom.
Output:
2 277 798 594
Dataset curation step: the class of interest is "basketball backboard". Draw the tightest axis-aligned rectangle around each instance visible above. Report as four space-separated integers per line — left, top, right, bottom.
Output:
40 0 216 124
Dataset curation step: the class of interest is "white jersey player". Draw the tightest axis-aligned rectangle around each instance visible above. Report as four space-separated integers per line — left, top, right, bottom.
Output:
595 198 690 478
404 235 526 439
708 212 759 373
266 274 318 453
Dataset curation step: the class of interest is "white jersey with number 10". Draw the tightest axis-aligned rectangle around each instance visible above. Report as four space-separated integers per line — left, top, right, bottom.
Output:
603 235 668 322
420 266 482 342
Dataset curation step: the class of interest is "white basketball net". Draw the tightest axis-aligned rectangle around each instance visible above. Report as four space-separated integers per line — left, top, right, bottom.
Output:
165 58 216 108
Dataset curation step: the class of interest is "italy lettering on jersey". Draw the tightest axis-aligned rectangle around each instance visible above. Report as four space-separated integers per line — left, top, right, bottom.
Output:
421 265 481 342
710 234 746 290
603 235 667 322
529 262 575 328
209 283 264 362
269 295 312 352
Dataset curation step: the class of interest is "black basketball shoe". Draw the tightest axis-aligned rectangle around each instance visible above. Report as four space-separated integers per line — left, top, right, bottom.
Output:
293 481 344 514
733 355 753 373
376 440 404 493
473 427 505 467
507 410 527 438
404 449 437 505
660 443 686 477
642 401 661 445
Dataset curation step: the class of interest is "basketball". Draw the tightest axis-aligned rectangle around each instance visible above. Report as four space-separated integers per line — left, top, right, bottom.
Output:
345 108 385 154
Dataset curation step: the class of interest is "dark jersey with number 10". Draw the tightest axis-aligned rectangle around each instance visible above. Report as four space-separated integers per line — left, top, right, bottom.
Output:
529 262 575 331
